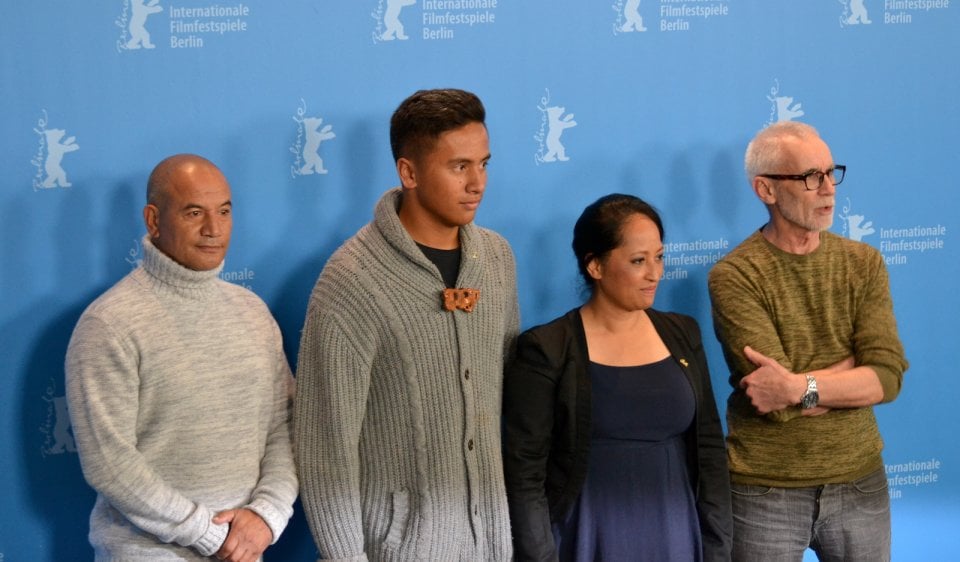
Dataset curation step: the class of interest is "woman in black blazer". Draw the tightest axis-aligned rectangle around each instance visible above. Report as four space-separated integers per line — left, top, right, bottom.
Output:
503 194 732 561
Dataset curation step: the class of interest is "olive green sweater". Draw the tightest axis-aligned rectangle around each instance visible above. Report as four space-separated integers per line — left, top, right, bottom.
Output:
708 230 908 487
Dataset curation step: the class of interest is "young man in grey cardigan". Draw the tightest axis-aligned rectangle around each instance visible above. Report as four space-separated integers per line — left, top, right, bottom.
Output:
295 89 520 561
66 154 298 561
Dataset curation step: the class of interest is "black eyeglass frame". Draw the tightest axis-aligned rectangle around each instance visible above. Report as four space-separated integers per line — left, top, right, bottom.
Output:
757 164 846 191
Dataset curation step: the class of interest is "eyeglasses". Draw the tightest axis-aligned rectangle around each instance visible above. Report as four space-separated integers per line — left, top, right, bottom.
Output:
757 165 846 191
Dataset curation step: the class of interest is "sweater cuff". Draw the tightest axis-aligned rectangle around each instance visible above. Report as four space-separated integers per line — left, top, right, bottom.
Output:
245 498 289 544
193 520 229 557
873 365 903 403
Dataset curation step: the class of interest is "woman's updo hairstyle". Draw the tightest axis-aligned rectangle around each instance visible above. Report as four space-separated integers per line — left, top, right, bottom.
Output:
572 193 664 290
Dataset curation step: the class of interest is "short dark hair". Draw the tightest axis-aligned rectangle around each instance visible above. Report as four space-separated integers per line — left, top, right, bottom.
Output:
572 193 665 290
389 89 486 162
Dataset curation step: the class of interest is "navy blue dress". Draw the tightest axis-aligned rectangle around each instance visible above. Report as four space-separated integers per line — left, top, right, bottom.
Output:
553 357 702 562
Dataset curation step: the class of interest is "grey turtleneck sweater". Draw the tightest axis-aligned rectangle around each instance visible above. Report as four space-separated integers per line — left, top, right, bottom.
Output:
66 236 298 560
295 188 520 561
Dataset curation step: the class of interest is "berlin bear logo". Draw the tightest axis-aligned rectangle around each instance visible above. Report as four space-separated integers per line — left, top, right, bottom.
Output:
117 0 164 51
616 0 647 33
534 90 578 165
299 117 336 176
40 379 76 457
765 79 804 126
773 96 804 122
839 198 876 242
543 106 577 162
377 0 417 41
842 0 872 26
291 100 337 178
31 112 80 190
41 129 80 188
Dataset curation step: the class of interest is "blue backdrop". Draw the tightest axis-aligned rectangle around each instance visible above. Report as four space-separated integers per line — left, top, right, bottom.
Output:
2 1 957 559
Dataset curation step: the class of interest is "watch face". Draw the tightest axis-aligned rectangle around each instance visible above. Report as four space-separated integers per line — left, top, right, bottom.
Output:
801 390 819 409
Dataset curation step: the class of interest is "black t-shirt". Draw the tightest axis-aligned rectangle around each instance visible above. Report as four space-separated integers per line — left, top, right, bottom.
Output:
417 243 461 288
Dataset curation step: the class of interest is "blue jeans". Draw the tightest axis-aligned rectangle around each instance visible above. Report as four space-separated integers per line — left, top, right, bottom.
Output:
731 468 890 562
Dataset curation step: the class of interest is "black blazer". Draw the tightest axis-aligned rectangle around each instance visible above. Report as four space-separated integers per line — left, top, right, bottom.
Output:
503 308 732 562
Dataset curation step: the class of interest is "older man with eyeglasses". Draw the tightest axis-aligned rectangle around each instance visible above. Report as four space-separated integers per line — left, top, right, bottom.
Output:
708 121 908 561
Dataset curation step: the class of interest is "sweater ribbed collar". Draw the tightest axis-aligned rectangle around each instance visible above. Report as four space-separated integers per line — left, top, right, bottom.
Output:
140 235 224 300
373 188 482 287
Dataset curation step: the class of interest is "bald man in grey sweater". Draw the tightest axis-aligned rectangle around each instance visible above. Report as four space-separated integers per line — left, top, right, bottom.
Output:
66 154 297 561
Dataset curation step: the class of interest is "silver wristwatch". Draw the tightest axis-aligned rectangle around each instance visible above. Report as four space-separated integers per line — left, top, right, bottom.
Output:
800 375 819 409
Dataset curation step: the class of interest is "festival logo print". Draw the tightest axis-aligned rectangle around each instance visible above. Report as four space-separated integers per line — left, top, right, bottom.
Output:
373 0 417 42
886 458 943 501
839 0 948 26
371 0 498 43
765 79 804 126
290 99 337 178
31 110 80 191
648 0 731 32
838 197 876 242
838 196 947 266
40 379 76 457
116 0 164 51
661 237 731 281
116 1 251 51
613 0 647 34
534 89 578 165
839 0 872 27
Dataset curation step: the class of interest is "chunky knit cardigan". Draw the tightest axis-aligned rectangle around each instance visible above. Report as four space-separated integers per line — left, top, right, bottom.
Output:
66 236 297 560
295 188 520 561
